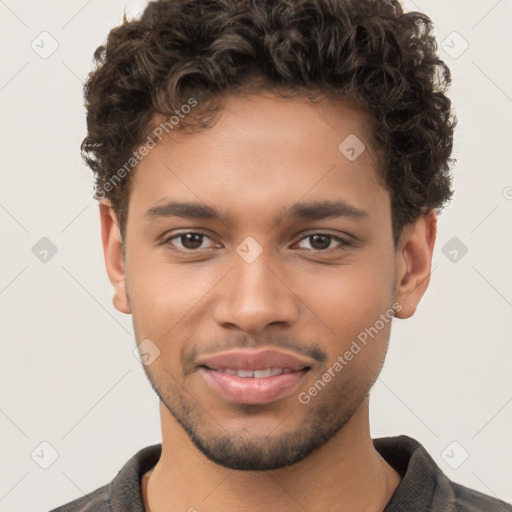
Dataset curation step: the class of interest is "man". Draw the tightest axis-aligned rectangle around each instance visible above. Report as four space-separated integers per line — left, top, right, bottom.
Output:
50 0 511 510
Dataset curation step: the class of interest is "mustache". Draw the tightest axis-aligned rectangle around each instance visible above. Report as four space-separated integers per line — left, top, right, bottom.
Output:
183 332 328 368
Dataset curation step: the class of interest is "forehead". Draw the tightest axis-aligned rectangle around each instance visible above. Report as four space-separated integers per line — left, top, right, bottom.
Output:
128 93 389 226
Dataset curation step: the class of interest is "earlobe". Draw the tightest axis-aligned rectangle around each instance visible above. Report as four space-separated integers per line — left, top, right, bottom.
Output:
99 200 131 314
394 211 437 319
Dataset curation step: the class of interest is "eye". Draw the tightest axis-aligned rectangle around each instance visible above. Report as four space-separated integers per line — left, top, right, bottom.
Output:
163 231 352 253
164 232 216 251
295 233 351 251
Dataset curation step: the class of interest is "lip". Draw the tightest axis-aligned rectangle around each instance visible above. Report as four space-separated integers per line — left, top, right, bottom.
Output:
200 367 309 404
196 348 313 405
196 348 313 372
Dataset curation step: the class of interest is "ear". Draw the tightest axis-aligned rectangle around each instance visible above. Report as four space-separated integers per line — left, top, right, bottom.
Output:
99 200 131 314
393 210 437 319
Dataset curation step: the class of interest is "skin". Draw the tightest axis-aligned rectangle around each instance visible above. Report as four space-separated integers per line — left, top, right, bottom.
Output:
100 93 436 512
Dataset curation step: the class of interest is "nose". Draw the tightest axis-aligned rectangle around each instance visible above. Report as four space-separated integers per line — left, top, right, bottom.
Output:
212 250 299 334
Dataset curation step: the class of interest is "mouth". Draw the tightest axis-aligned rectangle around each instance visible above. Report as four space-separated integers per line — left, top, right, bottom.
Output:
196 348 313 405
205 368 299 378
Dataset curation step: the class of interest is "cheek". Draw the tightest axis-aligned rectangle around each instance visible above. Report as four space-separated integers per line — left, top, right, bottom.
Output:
285 247 395 371
291 256 394 336
125 249 221 344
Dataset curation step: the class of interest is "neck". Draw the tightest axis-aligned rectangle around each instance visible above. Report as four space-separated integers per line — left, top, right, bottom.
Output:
143 398 401 512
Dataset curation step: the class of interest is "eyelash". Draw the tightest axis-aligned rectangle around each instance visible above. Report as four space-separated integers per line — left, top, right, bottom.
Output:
162 231 352 253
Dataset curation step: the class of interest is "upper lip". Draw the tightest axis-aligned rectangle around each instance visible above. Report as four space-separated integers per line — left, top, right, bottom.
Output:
196 348 314 372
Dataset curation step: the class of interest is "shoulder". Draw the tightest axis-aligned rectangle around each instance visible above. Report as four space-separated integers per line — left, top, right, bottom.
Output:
449 481 512 512
46 443 161 512
374 435 512 512
47 484 110 512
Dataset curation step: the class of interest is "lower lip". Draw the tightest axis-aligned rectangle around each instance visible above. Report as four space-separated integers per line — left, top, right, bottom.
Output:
200 368 309 405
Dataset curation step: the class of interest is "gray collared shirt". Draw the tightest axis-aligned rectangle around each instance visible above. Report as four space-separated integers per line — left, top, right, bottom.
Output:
48 435 512 512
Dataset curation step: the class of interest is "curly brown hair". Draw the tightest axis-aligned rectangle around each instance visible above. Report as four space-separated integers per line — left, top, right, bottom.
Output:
82 0 456 245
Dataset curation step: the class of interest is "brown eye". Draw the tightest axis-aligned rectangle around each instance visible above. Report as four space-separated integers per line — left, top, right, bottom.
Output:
165 232 214 251
179 233 204 249
296 233 350 251
308 234 331 250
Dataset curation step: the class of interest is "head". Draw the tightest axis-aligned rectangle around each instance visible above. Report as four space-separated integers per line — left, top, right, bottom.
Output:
86 0 455 470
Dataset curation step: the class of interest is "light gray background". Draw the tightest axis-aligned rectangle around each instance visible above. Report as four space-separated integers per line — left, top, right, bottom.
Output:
0 1 511 510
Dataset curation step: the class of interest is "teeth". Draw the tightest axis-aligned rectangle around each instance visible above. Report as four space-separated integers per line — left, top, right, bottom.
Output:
220 369 289 378
253 369 271 378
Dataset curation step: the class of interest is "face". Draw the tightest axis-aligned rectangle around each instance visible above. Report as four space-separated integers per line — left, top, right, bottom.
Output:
101 93 434 470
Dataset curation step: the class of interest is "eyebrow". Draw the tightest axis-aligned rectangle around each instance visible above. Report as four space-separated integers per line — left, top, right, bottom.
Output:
144 200 368 223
